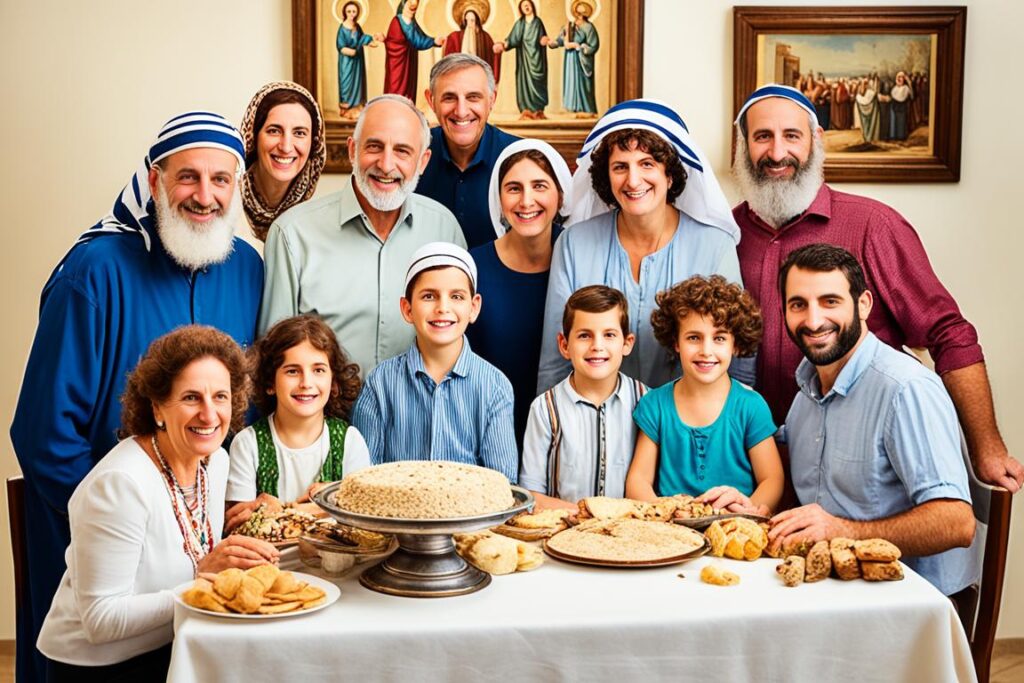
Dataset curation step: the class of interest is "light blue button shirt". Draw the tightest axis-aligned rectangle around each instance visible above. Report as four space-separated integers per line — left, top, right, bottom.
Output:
351 339 519 483
785 332 977 595
536 209 748 394
259 179 465 378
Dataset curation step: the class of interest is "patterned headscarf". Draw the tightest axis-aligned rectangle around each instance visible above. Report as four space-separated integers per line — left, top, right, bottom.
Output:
73 111 245 253
568 99 740 243
240 81 326 241
488 139 573 239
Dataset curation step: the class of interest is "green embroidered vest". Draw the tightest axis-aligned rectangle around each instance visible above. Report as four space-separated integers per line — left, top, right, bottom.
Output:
252 416 348 498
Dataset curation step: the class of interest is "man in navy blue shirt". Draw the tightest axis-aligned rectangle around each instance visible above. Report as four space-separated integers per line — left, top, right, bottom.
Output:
419 53 519 249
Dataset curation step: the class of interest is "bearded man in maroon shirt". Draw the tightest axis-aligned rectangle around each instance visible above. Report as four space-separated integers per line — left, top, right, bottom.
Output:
731 84 1022 492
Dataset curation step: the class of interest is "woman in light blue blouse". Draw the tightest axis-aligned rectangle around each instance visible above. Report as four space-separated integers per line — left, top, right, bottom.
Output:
536 99 746 393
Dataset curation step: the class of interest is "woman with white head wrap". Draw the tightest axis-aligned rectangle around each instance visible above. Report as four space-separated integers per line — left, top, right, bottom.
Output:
468 139 571 448
537 99 746 393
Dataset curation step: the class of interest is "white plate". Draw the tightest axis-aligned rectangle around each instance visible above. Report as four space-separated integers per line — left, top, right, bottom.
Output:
173 571 340 620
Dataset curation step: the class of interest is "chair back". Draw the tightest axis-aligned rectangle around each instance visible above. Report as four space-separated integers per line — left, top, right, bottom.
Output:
6 476 28 624
955 442 1013 683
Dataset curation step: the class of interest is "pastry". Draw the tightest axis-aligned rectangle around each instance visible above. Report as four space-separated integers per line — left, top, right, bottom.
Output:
829 538 861 580
803 540 832 582
853 539 901 563
776 556 805 587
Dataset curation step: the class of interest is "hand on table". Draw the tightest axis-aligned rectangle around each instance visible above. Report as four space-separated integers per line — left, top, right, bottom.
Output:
698 486 761 514
767 503 850 556
197 535 279 573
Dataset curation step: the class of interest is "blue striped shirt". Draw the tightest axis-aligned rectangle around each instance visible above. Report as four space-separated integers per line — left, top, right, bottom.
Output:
351 339 519 482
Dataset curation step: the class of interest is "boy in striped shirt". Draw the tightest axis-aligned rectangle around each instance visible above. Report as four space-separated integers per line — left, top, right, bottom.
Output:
520 285 646 510
352 242 519 482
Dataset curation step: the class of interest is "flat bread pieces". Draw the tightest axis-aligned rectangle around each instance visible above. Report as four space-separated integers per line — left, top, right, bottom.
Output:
546 519 707 564
578 495 716 523
181 566 326 615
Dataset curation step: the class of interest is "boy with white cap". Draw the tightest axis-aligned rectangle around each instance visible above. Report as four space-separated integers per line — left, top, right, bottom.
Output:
351 242 519 481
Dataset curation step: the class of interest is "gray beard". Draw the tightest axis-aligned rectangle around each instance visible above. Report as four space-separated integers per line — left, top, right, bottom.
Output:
154 182 239 271
353 163 420 212
733 129 824 229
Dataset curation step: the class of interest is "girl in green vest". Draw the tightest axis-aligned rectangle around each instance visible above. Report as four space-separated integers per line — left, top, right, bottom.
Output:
224 315 370 530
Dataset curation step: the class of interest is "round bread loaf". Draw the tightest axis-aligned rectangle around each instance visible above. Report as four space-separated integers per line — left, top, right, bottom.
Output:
334 461 514 519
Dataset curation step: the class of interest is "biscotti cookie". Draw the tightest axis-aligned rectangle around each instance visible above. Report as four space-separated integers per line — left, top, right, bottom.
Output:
860 560 904 582
804 540 832 582
829 538 861 580
854 539 901 563
776 556 805 587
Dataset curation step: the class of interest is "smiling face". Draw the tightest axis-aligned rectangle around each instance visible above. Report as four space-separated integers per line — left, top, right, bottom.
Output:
744 97 816 182
558 308 634 384
784 267 871 368
255 102 312 190
499 157 560 239
152 356 232 462
150 147 238 227
400 266 481 351
349 98 430 212
270 340 334 423
426 65 495 157
607 143 671 218
674 311 734 385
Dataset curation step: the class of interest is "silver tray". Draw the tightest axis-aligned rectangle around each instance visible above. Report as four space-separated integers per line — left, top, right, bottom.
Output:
672 512 770 531
313 482 534 598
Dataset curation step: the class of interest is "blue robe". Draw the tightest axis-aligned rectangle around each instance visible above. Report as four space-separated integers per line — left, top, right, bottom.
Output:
337 25 373 107
552 20 599 113
10 228 262 680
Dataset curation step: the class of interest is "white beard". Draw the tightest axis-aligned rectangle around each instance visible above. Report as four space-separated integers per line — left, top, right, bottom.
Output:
733 129 824 229
154 181 240 271
353 163 420 212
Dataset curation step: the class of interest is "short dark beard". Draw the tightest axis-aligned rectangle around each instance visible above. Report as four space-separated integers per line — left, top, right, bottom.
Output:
787 300 863 366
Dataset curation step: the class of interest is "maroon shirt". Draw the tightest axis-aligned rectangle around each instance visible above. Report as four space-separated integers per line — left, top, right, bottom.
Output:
735 184 983 423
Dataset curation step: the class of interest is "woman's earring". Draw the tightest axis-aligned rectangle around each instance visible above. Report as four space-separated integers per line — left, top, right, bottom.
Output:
156 420 166 431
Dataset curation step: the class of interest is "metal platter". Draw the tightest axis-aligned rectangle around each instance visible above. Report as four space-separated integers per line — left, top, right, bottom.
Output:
543 536 711 568
313 483 534 598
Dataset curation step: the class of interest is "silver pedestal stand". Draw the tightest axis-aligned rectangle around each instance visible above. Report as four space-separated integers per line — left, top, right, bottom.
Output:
314 483 533 598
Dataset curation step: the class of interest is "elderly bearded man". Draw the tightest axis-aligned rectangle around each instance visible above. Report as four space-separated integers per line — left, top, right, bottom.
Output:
417 53 520 249
259 94 464 377
769 244 977 596
10 112 263 683
732 84 1022 492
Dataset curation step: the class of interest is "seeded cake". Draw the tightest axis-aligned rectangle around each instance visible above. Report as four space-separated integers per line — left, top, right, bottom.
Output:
333 461 514 519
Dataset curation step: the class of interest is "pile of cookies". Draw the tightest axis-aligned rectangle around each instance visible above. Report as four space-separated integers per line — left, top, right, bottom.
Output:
576 495 716 523
454 530 544 575
705 518 769 561
181 565 327 614
776 538 904 587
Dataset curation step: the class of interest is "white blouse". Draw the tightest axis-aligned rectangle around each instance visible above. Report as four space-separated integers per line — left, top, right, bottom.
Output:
37 438 227 666
226 414 370 502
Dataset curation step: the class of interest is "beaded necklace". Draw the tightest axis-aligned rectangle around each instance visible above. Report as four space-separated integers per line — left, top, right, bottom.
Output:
151 435 213 573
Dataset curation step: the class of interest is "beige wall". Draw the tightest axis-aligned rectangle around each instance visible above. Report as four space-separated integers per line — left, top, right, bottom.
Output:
0 0 1020 641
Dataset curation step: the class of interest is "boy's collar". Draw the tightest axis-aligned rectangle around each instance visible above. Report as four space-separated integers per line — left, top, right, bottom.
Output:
406 336 474 381
565 371 624 407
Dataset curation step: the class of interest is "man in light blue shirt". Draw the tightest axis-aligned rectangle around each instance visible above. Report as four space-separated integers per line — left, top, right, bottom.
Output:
259 94 465 377
769 244 977 596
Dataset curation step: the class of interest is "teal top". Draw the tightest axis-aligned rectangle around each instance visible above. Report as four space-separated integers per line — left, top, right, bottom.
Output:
633 379 776 496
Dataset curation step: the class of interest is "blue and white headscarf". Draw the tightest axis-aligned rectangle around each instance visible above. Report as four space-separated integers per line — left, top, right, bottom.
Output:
734 83 819 132
567 98 739 243
75 111 246 252
488 139 573 239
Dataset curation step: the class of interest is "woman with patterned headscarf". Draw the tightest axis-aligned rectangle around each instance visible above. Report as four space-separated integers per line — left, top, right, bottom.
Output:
240 81 327 241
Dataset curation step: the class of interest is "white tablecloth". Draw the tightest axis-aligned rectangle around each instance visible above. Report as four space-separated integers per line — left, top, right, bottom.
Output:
168 554 976 682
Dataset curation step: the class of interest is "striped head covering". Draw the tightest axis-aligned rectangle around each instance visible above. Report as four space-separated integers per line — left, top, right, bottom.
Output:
74 111 245 252
488 139 573 239
734 83 819 132
568 99 739 243
240 81 326 241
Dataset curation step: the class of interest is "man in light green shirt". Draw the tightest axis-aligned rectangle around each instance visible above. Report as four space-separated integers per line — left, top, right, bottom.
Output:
259 95 466 376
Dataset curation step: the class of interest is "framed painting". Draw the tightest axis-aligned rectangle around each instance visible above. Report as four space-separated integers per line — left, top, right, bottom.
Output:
733 6 966 182
293 0 644 173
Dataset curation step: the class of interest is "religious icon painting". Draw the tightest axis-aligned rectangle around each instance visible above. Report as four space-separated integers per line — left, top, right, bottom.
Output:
734 6 967 182
293 0 645 172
